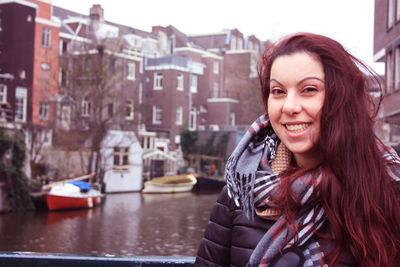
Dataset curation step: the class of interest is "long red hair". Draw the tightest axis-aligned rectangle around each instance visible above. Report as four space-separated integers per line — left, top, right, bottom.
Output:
259 33 400 266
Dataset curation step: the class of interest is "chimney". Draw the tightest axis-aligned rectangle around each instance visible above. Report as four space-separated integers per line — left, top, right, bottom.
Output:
90 4 104 23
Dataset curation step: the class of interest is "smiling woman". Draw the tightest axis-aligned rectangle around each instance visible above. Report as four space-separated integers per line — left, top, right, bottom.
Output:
195 33 400 267
268 52 325 169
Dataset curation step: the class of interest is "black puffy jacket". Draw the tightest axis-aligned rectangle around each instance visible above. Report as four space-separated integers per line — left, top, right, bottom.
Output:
195 186 358 267
195 186 275 267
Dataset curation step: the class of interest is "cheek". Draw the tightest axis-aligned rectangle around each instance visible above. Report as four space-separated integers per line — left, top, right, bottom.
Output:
267 99 279 119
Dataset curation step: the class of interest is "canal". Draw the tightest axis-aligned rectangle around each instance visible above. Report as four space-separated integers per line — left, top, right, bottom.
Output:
0 191 220 257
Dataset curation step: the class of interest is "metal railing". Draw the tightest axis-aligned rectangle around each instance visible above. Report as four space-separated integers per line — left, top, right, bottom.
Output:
0 252 195 267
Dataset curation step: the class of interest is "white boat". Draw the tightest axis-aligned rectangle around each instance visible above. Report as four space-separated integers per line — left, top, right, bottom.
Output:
142 174 197 194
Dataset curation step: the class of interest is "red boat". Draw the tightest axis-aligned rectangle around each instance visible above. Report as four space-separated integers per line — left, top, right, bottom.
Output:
45 181 102 211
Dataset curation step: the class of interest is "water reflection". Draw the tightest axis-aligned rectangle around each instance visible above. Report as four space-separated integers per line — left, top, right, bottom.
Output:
0 191 219 256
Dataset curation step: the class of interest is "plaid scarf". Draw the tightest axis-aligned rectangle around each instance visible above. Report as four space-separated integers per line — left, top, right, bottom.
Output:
225 114 326 267
225 114 400 267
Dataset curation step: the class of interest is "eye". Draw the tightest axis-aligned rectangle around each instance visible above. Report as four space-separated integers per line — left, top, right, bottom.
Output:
270 88 285 95
303 86 318 93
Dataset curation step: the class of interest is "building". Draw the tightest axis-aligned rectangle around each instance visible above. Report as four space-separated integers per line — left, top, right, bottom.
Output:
374 0 400 145
1 1 267 180
0 0 36 126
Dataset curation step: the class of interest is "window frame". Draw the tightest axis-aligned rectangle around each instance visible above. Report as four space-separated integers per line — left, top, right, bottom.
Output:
113 147 130 171
41 27 51 48
177 73 184 91
213 61 219 74
212 82 218 98
386 51 394 94
152 105 162 124
0 84 7 103
39 102 50 121
125 99 134 120
388 0 395 29
127 62 136 80
189 108 196 131
81 97 92 117
154 72 163 90
190 75 198 93
61 105 71 130
15 87 27 122
176 106 183 125
395 46 400 91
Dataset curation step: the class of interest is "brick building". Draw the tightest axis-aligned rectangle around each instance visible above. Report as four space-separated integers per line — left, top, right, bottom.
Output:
1 1 266 178
374 0 400 144
0 0 37 125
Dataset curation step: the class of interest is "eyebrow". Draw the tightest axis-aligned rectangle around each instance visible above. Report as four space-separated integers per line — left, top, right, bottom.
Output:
270 77 325 87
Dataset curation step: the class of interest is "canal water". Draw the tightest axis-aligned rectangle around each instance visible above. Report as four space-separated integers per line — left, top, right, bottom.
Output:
0 191 220 257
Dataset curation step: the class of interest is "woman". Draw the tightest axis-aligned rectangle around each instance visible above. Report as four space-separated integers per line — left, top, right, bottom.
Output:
195 33 400 267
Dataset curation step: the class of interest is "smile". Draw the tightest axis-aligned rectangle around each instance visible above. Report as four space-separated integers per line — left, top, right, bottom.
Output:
285 123 310 132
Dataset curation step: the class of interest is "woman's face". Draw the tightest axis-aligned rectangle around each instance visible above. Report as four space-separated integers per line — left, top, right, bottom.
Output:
268 52 325 168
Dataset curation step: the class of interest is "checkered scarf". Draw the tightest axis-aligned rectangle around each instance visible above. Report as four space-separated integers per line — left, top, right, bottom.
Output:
225 114 400 267
225 114 326 267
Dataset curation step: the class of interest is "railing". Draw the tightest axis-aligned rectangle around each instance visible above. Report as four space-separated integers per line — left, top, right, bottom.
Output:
0 252 195 267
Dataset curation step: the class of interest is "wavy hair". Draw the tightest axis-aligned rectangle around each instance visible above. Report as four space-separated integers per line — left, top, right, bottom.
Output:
259 33 400 266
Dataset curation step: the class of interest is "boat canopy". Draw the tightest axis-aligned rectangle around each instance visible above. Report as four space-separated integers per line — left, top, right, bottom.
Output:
68 181 92 191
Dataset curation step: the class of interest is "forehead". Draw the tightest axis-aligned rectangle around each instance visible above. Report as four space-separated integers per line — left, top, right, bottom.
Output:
270 52 324 81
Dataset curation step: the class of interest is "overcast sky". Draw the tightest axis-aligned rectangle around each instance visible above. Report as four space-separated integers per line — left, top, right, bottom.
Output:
52 0 384 74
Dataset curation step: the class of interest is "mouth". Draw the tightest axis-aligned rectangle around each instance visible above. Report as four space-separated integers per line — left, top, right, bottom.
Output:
284 123 311 132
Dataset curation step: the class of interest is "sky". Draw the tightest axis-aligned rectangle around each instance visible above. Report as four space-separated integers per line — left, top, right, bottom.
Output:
52 0 384 74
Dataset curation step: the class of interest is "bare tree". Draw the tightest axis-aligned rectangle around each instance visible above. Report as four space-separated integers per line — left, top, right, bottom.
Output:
58 38 142 185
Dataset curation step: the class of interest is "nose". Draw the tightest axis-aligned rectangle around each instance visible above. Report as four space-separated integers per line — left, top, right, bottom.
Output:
282 92 301 115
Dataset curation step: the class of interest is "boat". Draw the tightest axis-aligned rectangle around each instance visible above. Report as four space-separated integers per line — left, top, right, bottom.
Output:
45 180 103 211
142 173 197 194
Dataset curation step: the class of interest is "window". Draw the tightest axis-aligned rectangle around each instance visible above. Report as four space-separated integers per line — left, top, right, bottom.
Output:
177 73 184 91
60 40 68 55
229 112 236 126
248 41 253 51
230 35 237 50
386 52 394 94
113 147 129 171
190 75 198 93
39 102 49 121
154 72 163 90
397 0 400 21
152 105 162 124
176 106 183 125
388 0 395 29
0 84 7 103
59 68 67 87
125 100 134 120
15 87 27 122
82 97 92 117
108 59 115 74
139 84 143 104
40 63 50 70
189 108 196 131
42 28 51 47
395 47 400 90
61 105 71 130
19 70 26 79
213 61 219 74
127 63 135 80
238 38 243 50
108 102 114 118
212 82 218 98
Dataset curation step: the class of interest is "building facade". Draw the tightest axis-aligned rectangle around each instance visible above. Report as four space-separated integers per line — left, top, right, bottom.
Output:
374 0 400 145
1 1 266 179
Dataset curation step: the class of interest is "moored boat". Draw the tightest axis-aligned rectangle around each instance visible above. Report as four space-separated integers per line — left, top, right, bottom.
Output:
45 181 103 211
142 174 197 194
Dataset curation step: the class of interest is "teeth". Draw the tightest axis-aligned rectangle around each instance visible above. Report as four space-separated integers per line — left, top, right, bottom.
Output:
286 123 309 132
